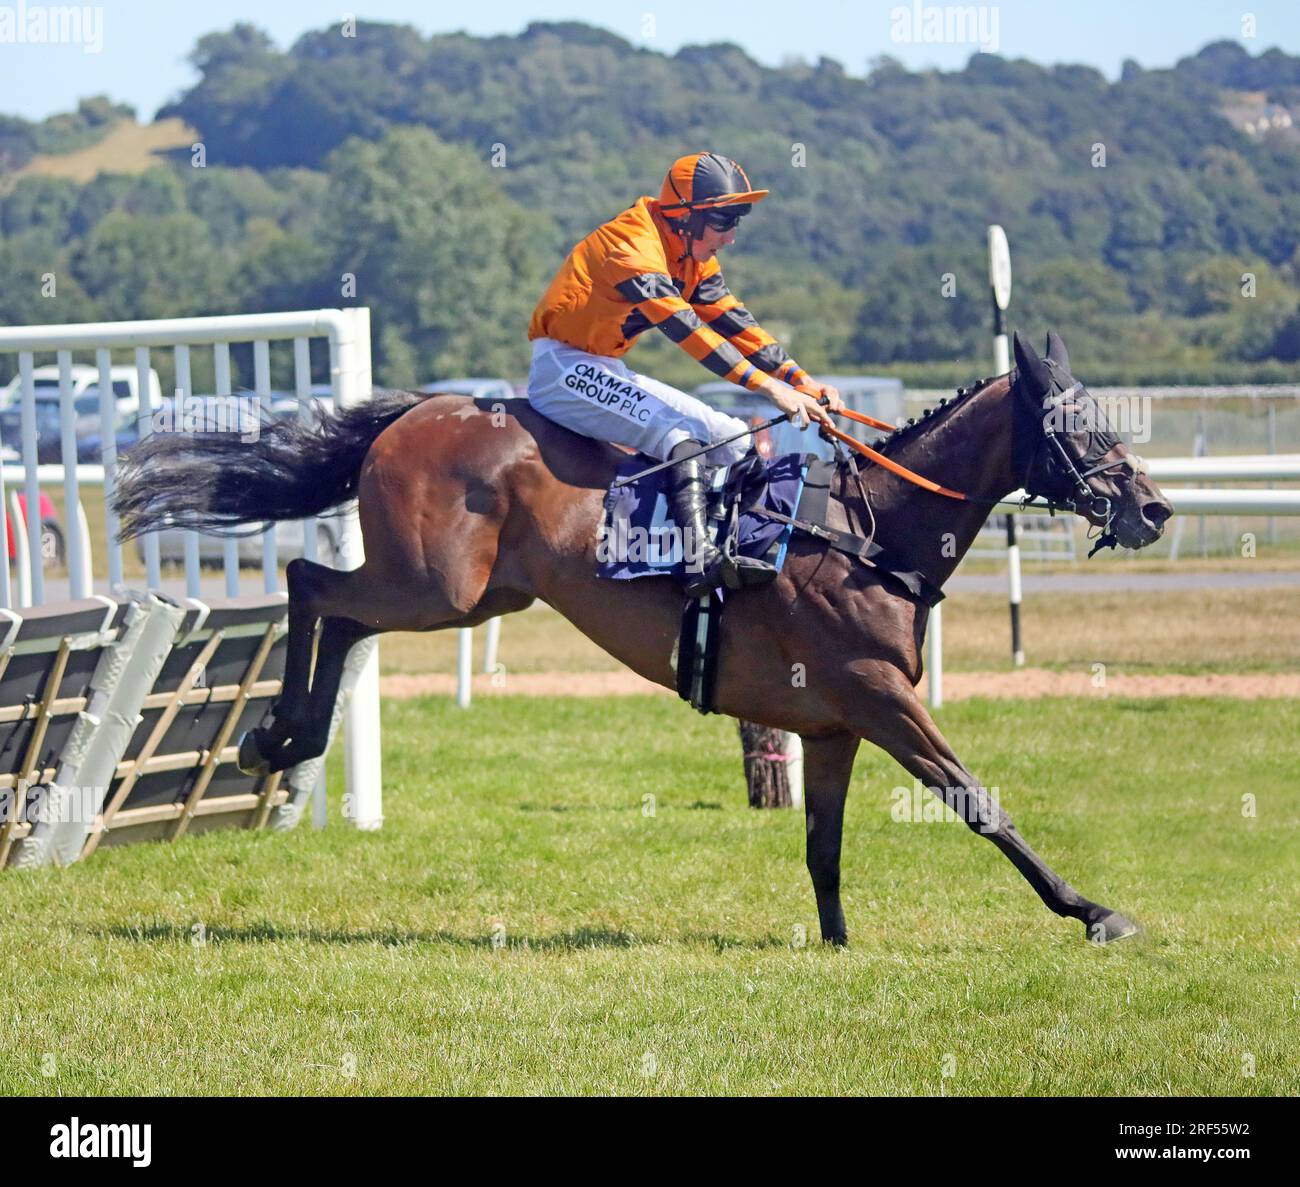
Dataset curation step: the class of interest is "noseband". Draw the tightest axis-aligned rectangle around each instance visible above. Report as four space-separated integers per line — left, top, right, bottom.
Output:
1018 357 1141 557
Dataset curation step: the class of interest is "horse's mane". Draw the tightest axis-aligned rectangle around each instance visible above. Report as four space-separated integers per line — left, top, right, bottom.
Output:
864 373 1005 458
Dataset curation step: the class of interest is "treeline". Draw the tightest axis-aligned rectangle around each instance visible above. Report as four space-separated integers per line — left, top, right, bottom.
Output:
1 22 1299 388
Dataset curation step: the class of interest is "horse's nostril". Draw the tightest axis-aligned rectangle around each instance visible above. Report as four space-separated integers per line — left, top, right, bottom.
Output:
1143 501 1172 528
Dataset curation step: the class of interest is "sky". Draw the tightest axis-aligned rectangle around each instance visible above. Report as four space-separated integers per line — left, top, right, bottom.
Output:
1 0 1299 122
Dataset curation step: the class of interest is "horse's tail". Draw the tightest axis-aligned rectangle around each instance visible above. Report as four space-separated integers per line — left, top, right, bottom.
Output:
114 390 430 540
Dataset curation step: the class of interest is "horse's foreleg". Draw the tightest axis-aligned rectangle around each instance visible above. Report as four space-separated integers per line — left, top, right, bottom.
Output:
844 667 1137 944
800 731 860 946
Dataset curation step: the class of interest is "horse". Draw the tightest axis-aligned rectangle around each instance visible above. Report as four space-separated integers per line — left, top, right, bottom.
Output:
114 330 1173 946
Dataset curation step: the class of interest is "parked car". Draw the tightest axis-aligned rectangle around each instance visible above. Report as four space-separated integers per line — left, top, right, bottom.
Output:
3 491 64 569
0 391 116 463
76 417 142 463
0 364 162 463
419 377 517 401
0 362 160 418
693 375 906 460
136 392 341 569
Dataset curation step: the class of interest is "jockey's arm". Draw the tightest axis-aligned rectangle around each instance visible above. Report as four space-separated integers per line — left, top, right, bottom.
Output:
687 266 842 421
613 266 780 393
610 259 839 429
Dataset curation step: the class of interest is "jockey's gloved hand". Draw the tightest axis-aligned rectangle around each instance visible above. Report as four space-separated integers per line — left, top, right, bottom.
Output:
797 381 845 415
761 378 836 432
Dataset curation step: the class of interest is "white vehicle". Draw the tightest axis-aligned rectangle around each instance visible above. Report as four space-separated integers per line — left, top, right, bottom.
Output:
0 362 163 425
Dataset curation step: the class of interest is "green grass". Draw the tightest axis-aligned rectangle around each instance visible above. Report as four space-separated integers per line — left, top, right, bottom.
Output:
2 696 1297 1096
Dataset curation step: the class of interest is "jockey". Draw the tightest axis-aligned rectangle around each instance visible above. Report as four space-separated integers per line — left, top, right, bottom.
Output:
527 151 843 596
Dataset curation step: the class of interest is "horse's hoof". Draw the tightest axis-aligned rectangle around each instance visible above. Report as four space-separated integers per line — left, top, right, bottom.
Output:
1086 911 1139 945
237 729 272 776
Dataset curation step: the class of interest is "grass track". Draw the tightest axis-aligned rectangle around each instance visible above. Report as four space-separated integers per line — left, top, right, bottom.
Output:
2 695 1296 1095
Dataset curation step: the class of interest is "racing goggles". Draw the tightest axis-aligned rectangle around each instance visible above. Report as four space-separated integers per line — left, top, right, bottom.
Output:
698 203 751 231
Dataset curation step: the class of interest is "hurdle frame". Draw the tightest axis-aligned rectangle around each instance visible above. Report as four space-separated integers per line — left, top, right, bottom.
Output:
0 308 383 831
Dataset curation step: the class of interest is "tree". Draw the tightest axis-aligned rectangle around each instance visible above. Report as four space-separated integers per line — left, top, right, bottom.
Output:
321 127 555 383
73 212 229 320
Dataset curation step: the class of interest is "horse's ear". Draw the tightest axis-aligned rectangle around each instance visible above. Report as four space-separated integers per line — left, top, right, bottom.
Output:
1013 331 1051 396
1045 330 1071 374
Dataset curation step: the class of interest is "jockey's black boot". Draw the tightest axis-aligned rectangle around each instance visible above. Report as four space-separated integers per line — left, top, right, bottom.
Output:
667 440 734 598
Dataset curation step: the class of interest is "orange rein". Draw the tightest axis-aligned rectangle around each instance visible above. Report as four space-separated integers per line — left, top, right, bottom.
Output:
824 407 968 501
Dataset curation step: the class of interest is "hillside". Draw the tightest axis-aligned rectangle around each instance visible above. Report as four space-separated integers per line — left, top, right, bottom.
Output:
7 118 194 186
1 23 1298 388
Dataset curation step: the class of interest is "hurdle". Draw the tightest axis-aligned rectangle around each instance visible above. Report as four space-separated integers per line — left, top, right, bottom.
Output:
0 309 384 867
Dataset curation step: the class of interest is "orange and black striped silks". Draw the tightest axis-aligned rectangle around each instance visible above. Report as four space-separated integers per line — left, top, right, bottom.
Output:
528 196 809 392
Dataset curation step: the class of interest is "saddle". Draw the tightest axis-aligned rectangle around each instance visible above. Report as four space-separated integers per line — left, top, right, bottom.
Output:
598 448 945 714
597 449 807 584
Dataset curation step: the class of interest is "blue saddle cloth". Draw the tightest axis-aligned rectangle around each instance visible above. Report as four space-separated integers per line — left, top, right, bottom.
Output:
597 451 809 581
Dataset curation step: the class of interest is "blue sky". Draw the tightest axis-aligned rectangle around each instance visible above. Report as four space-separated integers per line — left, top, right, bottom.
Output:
2 0 1299 121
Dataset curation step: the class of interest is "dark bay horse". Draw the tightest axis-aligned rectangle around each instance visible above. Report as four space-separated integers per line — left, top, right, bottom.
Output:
115 331 1173 945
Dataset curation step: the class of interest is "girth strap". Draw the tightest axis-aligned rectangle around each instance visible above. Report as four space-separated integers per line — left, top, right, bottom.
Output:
742 504 945 606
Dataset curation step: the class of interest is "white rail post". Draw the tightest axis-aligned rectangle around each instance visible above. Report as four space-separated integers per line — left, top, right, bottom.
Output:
213 341 240 596
173 344 201 597
927 603 943 709
58 351 89 600
77 500 93 592
482 616 501 675
136 346 161 591
784 732 804 809
19 352 45 605
1197 411 1208 557
334 308 383 831
254 340 278 593
457 628 473 707
8 491 29 606
95 346 122 593
1006 514 1024 667
294 337 319 565
989 225 1012 379
988 225 1018 668
312 770 327 830
0 467 10 609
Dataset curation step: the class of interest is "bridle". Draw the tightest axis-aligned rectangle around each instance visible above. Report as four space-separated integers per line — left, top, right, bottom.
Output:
1018 357 1145 556
824 361 1145 559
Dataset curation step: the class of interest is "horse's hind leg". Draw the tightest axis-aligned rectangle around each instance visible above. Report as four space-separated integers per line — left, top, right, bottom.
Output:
841 665 1137 945
239 543 528 774
240 552 426 776
239 557 358 775
241 612 375 774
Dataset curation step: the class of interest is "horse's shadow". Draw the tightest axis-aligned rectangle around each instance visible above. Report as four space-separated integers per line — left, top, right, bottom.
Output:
97 922 797 952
